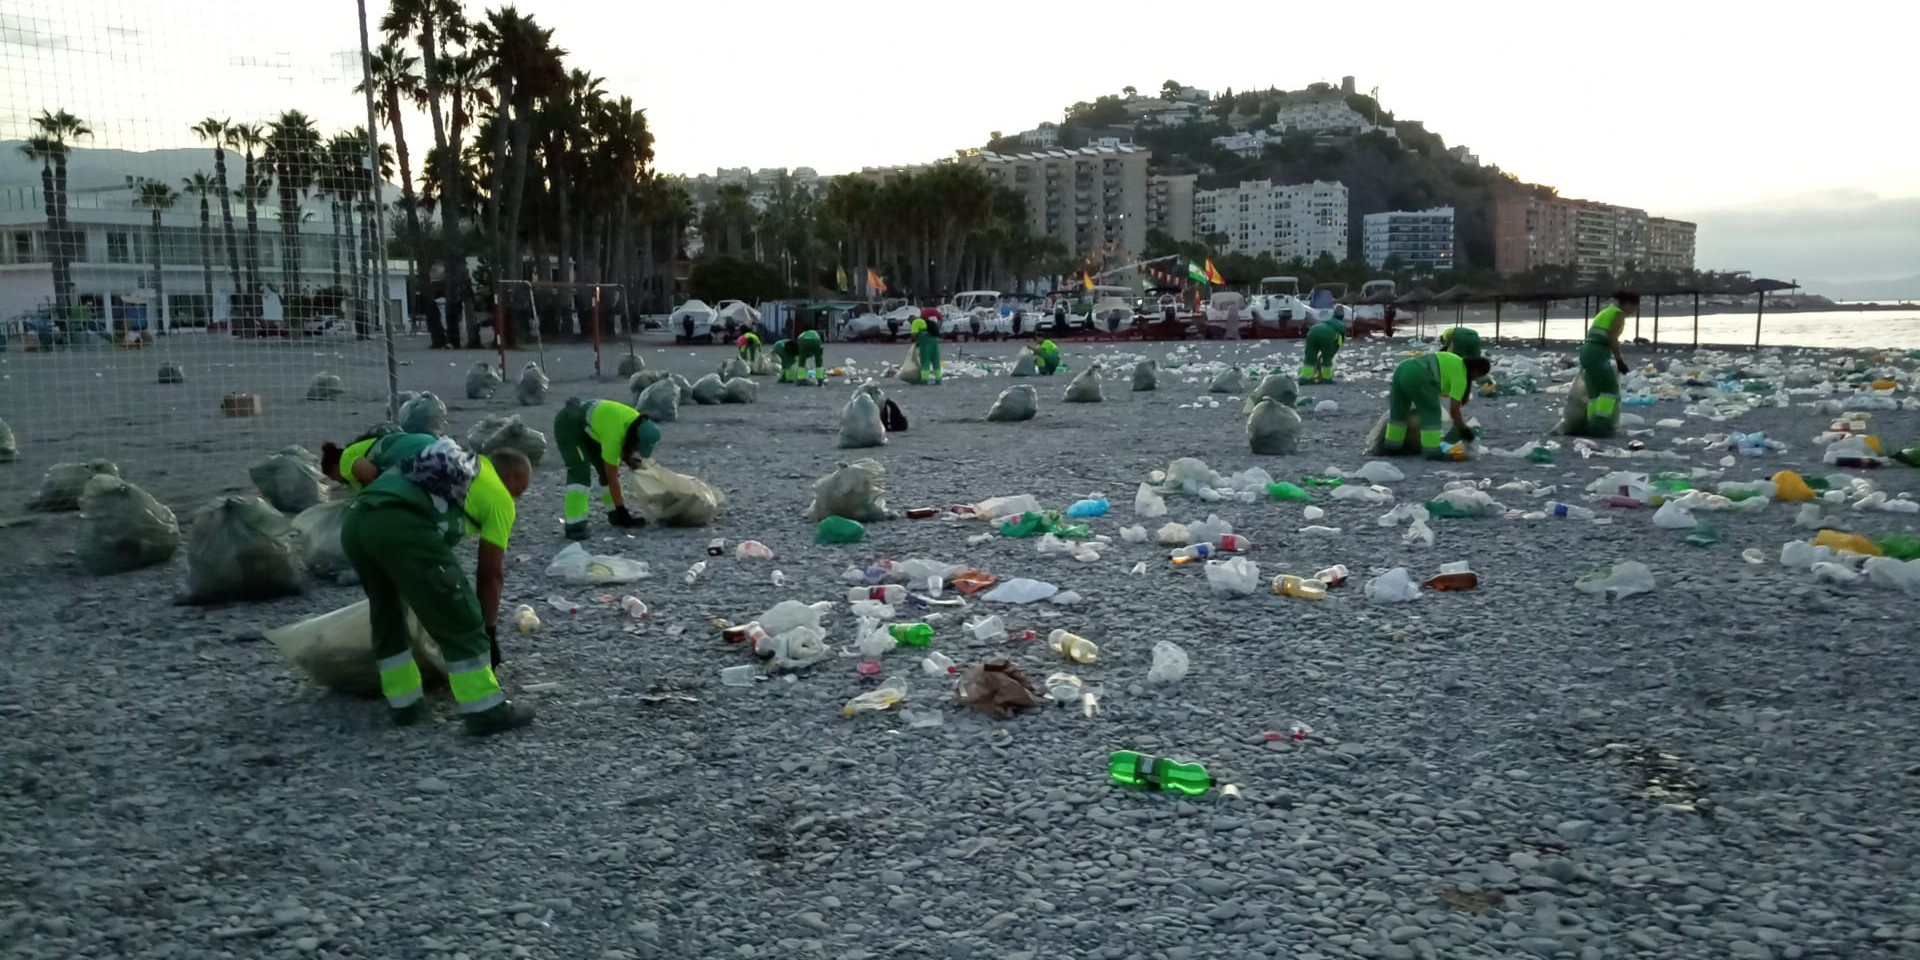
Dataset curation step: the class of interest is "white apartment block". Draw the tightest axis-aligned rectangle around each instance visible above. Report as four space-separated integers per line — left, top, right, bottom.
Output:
965 143 1150 258
1017 123 1060 148
1212 131 1276 158
1363 207 1455 275
1271 100 1376 136
1194 179 1349 262
1645 217 1697 273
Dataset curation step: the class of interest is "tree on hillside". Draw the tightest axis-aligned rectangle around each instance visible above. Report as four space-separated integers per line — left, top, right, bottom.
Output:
1161 79 1182 100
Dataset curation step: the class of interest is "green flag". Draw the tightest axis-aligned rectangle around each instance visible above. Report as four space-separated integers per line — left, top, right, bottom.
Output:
1187 261 1209 283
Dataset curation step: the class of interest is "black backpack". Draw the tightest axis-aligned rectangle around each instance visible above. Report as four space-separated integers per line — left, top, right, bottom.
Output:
881 399 909 433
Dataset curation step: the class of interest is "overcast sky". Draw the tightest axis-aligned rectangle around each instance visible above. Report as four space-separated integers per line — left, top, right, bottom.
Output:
3 0 1914 283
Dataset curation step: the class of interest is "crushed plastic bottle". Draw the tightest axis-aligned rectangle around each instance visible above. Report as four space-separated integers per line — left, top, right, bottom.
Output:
1148 640 1190 683
888 623 934 647
1314 564 1350 587
1544 501 1595 520
850 584 908 604
620 596 649 620
921 651 957 676
1048 629 1099 664
842 676 908 717
683 562 707 585
546 595 580 616
1108 750 1210 795
513 604 542 635
1272 574 1327 600
1574 561 1656 600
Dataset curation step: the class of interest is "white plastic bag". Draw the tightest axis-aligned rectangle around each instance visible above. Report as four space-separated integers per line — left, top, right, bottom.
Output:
1148 640 1189 683
1352 461 1405 484
1204 556 1261 596
543 543 652 584
1332 484 1395 505
975 494 1041 520
758 599 830 634
1118 524 1149 543
1652 501 1698 529
1134 482 1168 518
1364 567 1422 603
982 578 1058 604
838 393 888 449
1154 522 1191 546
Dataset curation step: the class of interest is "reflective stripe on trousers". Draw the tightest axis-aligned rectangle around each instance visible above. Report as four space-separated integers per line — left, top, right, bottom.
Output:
377 650 424 709
446 655 505 714
564 483 591 523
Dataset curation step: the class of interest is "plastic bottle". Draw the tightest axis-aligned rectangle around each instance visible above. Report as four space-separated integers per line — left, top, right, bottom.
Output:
1543 501 1595 520
706 538 726 556
1107 750 1211 796
1833 456 1883 469
721 620 762 644
1217 533 1253 553
842 676 908 717
969 615 1007 641
888 622 933 647
770 570 787 587
513 604 542 635
1421 571 1479 591
1315 564 1350 587
719 664 757 687
545 595 579 615
921 652 957 676
1047 629 1099 664
856 627 893 676
1065 497 1110 518
1603 495 1647 509
849 584 908 604
620 596 649 620
683 561 707 585
1272 574 1327 600
734 540 773 560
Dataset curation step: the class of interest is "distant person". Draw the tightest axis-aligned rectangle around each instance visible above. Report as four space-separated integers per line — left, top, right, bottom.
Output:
791 328 826 383
1439 326 1483 361
1570 293 1635 437
1299 311 1347 383
552 397 658 540
736 331 762 366
1033 338 1063 375
911 317 943 384
1381 351 1491 459
1225 301 1242 340
341 439 534 733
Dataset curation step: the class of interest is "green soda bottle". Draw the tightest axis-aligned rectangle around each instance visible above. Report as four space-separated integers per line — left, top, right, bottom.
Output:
888 623 933 647
1266 481 1311 501
1527 446 1555 464
1108 750 1211 796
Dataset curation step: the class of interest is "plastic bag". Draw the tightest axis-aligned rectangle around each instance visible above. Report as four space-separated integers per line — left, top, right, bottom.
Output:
720 378 759 404
1063 364 1104 403
291 500 354 584
0 417 14 462
1332 484 1394 505
1148 640 1189 683
1366 410 1425 457
1557 377 1594 436
1154 522 1191 545
78 475 179 575
543 542 652 584
1574 560 1656 599
839 392 888 448
1132 360 1158 392
465 362 501 399
806 459 895 522
1188 513 1234 545
1011 353 1038 377
616 352 645 377
621 462 724 527
1652 500 1698 529
956 660 1042 719
464 414 548 466
157 360 186 384
182 496 304 604
975 494 1041 520
719 356 749 380
1209 366 1248 394
1204 556 1261 596
306 372 344 401
750 352 776 377
29 459 120 511
1246 399 1302 455
982 578 1058 604
690 373 726 405
1353 461 1406 484
628 369 668 400
1164 457 1227 494
637 378 680 423
1244 373 1298 413
816 516 865 543
397 390 448 436
515 362 550 406
987 384 1038 422
249 451 328 514
895 343 923 385
1364 567 1422 603
264 599 445 698
1135 482 1168 518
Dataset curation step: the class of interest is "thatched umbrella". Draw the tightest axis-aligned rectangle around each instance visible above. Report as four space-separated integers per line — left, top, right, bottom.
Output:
1394 287 1434 337
1746 278 1797 347
1431 284 1481 332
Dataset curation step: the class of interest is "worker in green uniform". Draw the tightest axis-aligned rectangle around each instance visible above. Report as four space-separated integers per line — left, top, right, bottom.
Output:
769 338 796 382
911 318 943 384
1572 293 1634 437
552 397 659 540
793 328 825 383
341 440 534 734
736 331 762 366
1383 351 1492 459
321 425 439 494
1034 339 1062 375
1300 314 1347 383
1439 326 1483 360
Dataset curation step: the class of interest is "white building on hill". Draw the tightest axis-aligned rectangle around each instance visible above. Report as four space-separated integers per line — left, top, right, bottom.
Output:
1194 179 1349 262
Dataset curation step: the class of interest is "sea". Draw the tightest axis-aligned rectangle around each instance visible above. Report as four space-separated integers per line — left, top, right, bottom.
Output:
1407 306 1920 352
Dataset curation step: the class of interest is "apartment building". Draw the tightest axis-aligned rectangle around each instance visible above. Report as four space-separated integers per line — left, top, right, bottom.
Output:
1147 173 1198 242
969 142 1150 257
1645 217 1698 272
1194 179 1348 262
1362 207 1455 275
1493 193 1578 277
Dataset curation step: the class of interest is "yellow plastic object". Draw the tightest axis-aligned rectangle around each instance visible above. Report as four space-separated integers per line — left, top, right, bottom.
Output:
1812 530 1883 557
1771 471 1816 502
1047 629 1099 664
1862 435 1884 454
1870 378 1897 391
1272 575 1327 600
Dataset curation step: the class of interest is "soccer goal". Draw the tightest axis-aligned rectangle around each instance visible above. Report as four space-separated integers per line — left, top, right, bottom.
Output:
492 280 629 383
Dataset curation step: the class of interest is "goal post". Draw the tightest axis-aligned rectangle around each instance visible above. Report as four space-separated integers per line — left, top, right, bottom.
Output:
493 280 627 383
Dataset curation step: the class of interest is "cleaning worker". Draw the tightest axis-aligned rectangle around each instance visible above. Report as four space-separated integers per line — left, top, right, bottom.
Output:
911 317 943 384
1439 326 1483 361
341 440 534 734
736 331 761 367
1034 338 1062 375
321 424 434 494
1300 311 1347 384
1382 351 1492 460
793 327 826 383
1571 293 1634 437
552 397 659 540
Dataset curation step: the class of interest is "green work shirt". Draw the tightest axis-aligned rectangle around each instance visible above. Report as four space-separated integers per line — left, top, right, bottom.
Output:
1309 318 1346 347
338 438 377 493
798 329 821 343
358 455 517 550
1433 350 1469 404
586 400 643 467
772 339 793 361
1039 339 1058 355
1586 306 1623 345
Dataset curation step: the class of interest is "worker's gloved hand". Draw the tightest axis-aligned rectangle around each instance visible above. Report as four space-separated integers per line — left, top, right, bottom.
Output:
1615 359 1630 374
608 505 644 528
1455 425 1476 443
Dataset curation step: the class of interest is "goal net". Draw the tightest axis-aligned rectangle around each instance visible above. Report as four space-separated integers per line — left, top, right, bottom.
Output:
494 280 630 384
0 1 401 512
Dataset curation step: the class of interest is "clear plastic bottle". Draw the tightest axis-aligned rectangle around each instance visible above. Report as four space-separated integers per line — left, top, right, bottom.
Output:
545 595 579 616
513 604 542 634
1047 629 1099 664
849 584 907 604
921 651 957 676
770 570 787 587
1314 564 1350 587
842 676 908 717
1272 574 1327 600
619 596 648 620
683 561 707 585
1544 501 1595 520
1170 543 1216 563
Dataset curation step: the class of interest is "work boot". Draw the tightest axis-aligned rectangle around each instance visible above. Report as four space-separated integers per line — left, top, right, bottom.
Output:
564 521 589 542
464 700 535 736
391 702 426 727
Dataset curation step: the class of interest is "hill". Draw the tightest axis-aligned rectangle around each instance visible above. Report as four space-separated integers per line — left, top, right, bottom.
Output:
0 141 402 208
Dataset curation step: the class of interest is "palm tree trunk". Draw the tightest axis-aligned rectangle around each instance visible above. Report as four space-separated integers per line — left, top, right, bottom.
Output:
418 21 469 348
330 200 345 290
554 158 573 285
214 146 240 291
39 160 70 315
150 208 166 333
501 105 534 286
385 90 441 346
447 110 474 348
485 80 512 270
198 199 215 328
278 177 302 294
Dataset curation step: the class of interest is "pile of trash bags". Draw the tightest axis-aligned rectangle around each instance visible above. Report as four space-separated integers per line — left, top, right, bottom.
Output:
397 391 448 436
719 356 749 380
689 374 726 405
620 462 723 527
466 362 502 399
1131 360 1158 392
182 496 304 604
78 475 180 575
291 500 354 584
1246 399 1303 455
1064 364 1103 403
637 378 680 422
250 447 329 513
464 414 549 466
807 459 895 522
720 378 758 403
839 392 887 448
29 459 119 511
516 362 549 406
306 372 345 401
1244 373 1298 413
1011 352 1038 377
265 600 445 698
987 384 1038 422
0 417 14 462
157 361 186 384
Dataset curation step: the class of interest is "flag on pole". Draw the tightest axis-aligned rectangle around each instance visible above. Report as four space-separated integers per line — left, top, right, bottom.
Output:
1187 261 1209 284
836 265 849 292
867 268 886 295
1204 259 1225 285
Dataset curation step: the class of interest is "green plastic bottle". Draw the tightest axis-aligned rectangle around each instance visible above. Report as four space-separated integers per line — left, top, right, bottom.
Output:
1266 481 1311 501
1423 500 1475 520
1301 476 1345 487
888 623 933 647
1108 750 1211 796
1527 446 1555 464
1683 526 1721 547
1876 534 1920 561
815 516 865 544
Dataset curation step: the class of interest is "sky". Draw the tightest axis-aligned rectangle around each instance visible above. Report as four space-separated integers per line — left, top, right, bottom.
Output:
2 0 1915 285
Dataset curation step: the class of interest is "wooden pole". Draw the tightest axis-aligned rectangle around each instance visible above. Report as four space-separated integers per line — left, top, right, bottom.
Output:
1494 297 1502 341
1652 296 1661 345
1753 289 1766 348
1692 291 1700 349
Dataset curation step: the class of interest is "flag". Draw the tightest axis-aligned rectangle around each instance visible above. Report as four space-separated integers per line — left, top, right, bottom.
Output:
1187 261 1208 284
867 268 886 295
1082 272 1094 291
836 265 849 292
1204 259 1225 285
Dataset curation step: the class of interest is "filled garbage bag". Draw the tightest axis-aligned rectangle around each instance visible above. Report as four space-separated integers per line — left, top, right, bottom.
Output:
29 459 120 511
515 362 550 406
464 413 548 466
806 459 895 522
291 500 354 584
1556 378 1592 436
616 352 644 377
1367 410 1427 457
637 378 680 423
250 450 328 514
465 362 502 399
956 659 1042 719
1131 360 1158 392
839 392 887 449
719 357 749 380
78 475 180 575
1247 398 1303 455
628 369 668 401
264 599 446 699
1245 373 1299 413
750 352 776 377
1063 363 1104 403
987 384 1038 422
544 542 651 583
620 462 723 527
0 417 14 462
689 373 726 405
157 361 186 384
1011 353 1038 377
306 372 345 401
1209 366 1248 393
182 495 304 604
720 378 759 403
397 390 448 436
894 343 923 385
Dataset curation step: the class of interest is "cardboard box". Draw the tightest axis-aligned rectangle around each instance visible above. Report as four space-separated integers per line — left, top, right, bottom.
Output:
221 392 262 417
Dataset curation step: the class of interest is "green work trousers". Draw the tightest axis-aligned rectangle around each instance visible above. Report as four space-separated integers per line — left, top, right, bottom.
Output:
1386 357 1444 454
1578 339 1619 437
1301 327 1341 381
1036 352 1061 375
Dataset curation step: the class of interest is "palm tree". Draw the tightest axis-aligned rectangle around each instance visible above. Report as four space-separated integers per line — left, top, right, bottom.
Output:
384 0 471 346
26 110 90 314
438 50 490 346
16 135 62 309
357 41 443 346
183 172 221 326
227 122 266 306
128 176 179 331
704 184 754 258
473 6 565 285
190 119 242 293
265 110 322 294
